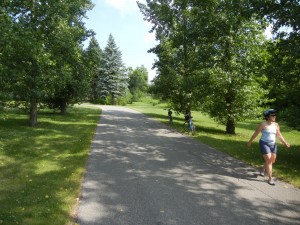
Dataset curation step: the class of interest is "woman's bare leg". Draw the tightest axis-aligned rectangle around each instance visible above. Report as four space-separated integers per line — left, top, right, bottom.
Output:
263 153 272 180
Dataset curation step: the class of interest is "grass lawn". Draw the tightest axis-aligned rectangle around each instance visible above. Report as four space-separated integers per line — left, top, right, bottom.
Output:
127 102 300 188
0 104 100 225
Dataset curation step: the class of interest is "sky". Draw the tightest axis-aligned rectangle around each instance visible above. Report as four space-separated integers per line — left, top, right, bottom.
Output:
84 0 157 82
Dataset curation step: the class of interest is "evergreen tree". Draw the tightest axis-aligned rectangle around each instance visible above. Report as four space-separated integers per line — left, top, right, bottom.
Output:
84 36 103 102
99 34 128 105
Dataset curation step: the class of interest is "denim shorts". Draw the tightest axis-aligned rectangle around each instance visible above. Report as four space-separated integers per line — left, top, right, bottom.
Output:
259 139 277 155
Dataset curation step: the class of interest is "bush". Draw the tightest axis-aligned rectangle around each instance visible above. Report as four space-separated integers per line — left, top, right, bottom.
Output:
139 94 160 105
116 92 133 106
281 107 300 130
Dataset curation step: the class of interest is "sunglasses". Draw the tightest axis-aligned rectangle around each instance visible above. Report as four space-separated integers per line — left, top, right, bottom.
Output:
270 114 276 117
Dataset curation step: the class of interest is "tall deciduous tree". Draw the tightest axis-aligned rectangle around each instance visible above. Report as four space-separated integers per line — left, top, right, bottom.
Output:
99 34 128 105
0 6 14 109
138 0 206 112
265 38 300 128
0 0 93 124
138 0 269 134
0 0 54 126
39 0 93 114
251 0 300 128
198 2 270 134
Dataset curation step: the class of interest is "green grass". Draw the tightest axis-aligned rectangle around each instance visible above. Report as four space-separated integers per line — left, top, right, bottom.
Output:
0 104 100 225
127 102 300 188
1 101 298 225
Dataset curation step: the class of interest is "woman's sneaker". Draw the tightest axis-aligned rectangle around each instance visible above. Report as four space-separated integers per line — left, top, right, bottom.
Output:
259 167 265 176
268 178 276 185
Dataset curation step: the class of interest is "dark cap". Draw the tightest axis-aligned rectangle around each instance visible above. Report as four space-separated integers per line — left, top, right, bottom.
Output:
263 109 276 119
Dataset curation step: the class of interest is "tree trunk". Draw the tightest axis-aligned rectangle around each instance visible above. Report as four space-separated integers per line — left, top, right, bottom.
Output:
60 101 67 114
226 117 235 134
29 98 37 127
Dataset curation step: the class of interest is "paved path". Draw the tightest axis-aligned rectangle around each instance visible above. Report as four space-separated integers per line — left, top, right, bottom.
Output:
77 106 300 225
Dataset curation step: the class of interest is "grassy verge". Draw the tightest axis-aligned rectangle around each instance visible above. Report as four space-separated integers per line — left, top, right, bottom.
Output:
127 102 300 188
0 104 100 225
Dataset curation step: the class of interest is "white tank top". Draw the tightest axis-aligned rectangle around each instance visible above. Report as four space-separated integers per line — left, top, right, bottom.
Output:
260 124 277 143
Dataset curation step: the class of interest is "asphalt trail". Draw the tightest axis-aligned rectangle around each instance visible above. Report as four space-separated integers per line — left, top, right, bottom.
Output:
77 106 300 225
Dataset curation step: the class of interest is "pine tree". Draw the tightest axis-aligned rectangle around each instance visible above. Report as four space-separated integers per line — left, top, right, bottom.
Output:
98 34 128 105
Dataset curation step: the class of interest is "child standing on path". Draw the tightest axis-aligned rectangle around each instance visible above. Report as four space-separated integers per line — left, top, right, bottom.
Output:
247 109 290 185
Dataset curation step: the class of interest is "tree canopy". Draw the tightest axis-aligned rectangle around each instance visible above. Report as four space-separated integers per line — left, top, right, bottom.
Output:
0 0 94 125
138 0 272 134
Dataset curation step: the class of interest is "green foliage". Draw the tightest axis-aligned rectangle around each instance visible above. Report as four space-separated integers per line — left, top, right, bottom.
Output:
0 0 94 125
251 0 299 39
45 46 92 114
98 34 128 105
138 0 271 134
115 90 133 106
198 20 271 133
84 36 103 102
128 66 149 101
139 94 161 106
265 38 300 130
148 39 179 101
0 105 100 224
251 0 300 129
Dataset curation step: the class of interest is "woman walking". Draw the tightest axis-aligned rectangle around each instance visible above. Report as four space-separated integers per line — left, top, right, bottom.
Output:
247 109 290 185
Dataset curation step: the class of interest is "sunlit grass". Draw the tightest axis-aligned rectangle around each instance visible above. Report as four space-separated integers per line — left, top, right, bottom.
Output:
127 102 300 188
0 105 100 224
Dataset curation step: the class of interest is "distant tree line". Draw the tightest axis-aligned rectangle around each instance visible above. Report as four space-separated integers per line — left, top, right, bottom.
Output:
138 0 299 133
0 1 149 126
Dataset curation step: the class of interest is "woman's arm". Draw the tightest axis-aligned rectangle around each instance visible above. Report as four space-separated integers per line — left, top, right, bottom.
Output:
247 123 263 147
276 123 290 148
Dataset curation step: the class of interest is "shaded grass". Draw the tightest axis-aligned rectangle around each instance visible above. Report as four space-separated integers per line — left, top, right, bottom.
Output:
127 102 300 188
0 105 100 224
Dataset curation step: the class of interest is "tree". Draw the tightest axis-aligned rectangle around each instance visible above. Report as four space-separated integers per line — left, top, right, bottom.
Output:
265 39 300 129
251 0 300 129
40 0 94 114
84 36 103 103
0 5 14 112
0 0 93 124
138 0 207 112
98 34 128 105
45 46 91 114
138 0 270 134
199 2 271 134
0 0 54 126
128 65 148 101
